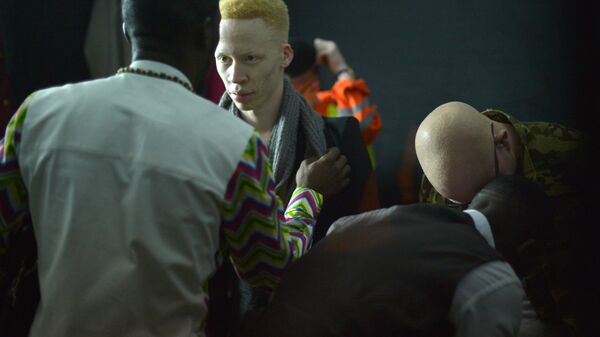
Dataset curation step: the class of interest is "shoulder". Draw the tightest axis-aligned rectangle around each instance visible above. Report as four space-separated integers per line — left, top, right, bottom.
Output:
26 78 109 104
322 116 361 147
16 78 117 126
522 121 585 169
523 121 584 147
327 203 466 236
321 115 371 183
482 109 584 151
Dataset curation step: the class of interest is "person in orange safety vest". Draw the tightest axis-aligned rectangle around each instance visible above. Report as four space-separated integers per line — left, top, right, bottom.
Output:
286 37 382 167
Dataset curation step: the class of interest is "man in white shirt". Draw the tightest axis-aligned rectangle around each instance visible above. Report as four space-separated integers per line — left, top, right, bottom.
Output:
0 0 350 336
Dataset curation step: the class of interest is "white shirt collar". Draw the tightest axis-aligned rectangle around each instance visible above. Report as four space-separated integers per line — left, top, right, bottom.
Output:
127 60 193 89
463 209 495 248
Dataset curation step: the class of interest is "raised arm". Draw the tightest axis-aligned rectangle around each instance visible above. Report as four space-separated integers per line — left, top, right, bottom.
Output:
314 38 381 146
221 133 349 292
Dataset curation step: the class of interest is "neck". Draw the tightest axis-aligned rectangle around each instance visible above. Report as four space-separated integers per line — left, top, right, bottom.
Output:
238 79 285 134
132 45 206 92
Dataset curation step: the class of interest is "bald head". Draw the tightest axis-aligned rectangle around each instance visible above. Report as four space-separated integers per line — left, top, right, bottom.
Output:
415 101 496 204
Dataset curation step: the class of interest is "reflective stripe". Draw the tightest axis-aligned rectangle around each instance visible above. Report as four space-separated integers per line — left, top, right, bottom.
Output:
358 106 375 129
337 99 376 130
337 97 371 117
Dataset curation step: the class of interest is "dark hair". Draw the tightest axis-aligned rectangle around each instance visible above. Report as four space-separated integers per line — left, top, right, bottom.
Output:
468 175 552 275
122 0 216 48
285 37 317 77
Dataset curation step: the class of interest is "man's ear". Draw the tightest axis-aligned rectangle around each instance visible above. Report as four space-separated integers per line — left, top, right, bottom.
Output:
282 43 293 68
122 22 131 45
494 125 512 153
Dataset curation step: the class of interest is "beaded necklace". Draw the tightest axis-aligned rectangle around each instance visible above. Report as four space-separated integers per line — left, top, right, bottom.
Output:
117 67 194 93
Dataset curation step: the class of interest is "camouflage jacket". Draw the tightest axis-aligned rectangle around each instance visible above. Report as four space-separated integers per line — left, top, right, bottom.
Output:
419 109 590 336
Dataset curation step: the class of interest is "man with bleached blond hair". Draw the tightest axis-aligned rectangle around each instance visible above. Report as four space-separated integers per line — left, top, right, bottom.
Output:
215 0 378 246
209 0 378 335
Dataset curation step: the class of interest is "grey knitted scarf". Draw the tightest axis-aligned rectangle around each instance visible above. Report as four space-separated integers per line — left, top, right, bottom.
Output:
219 79 326 202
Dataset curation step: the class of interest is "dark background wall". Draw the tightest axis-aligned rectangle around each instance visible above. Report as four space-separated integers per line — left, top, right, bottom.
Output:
287 0 598 207
0 0 94 105
0 0 597 207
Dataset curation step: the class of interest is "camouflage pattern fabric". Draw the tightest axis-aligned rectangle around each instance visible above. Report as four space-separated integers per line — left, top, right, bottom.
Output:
419 109 591 337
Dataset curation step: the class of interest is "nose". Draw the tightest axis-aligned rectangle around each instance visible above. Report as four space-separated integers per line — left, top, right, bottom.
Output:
227 62 247 84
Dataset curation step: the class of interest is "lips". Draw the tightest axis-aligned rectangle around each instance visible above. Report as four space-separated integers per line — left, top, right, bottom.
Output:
230 90 254 104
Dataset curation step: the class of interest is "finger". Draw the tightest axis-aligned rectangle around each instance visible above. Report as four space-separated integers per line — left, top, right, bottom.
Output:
320 147 341 162
336 177 350 192
342 177 350 187
339 164 351 179
301 156 319 165
314 38 326 55
334 154 348 170
328 178 348 197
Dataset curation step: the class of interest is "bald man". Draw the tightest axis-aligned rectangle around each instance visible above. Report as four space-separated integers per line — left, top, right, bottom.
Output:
415 101 594 337
415 101 584 207
416 102 523 204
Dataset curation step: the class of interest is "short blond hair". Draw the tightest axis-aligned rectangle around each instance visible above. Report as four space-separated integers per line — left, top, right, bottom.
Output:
219 0 289 40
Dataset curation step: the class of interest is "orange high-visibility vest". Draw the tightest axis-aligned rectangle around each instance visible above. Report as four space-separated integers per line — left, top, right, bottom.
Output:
314 78 382 146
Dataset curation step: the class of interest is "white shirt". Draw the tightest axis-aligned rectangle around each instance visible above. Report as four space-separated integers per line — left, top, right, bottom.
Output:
20 61 253 337
449 210 525 337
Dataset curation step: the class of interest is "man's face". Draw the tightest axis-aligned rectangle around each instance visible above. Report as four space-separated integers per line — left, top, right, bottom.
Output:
215 18 291 112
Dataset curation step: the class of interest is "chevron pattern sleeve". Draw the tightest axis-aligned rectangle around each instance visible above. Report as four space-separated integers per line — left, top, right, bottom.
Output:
221 132 323 292
0 96 35 310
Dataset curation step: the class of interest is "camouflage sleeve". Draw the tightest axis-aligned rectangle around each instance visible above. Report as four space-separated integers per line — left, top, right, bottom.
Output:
418 174 438 203
524 122 584 198
518 121 590 336
418 174 467 210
